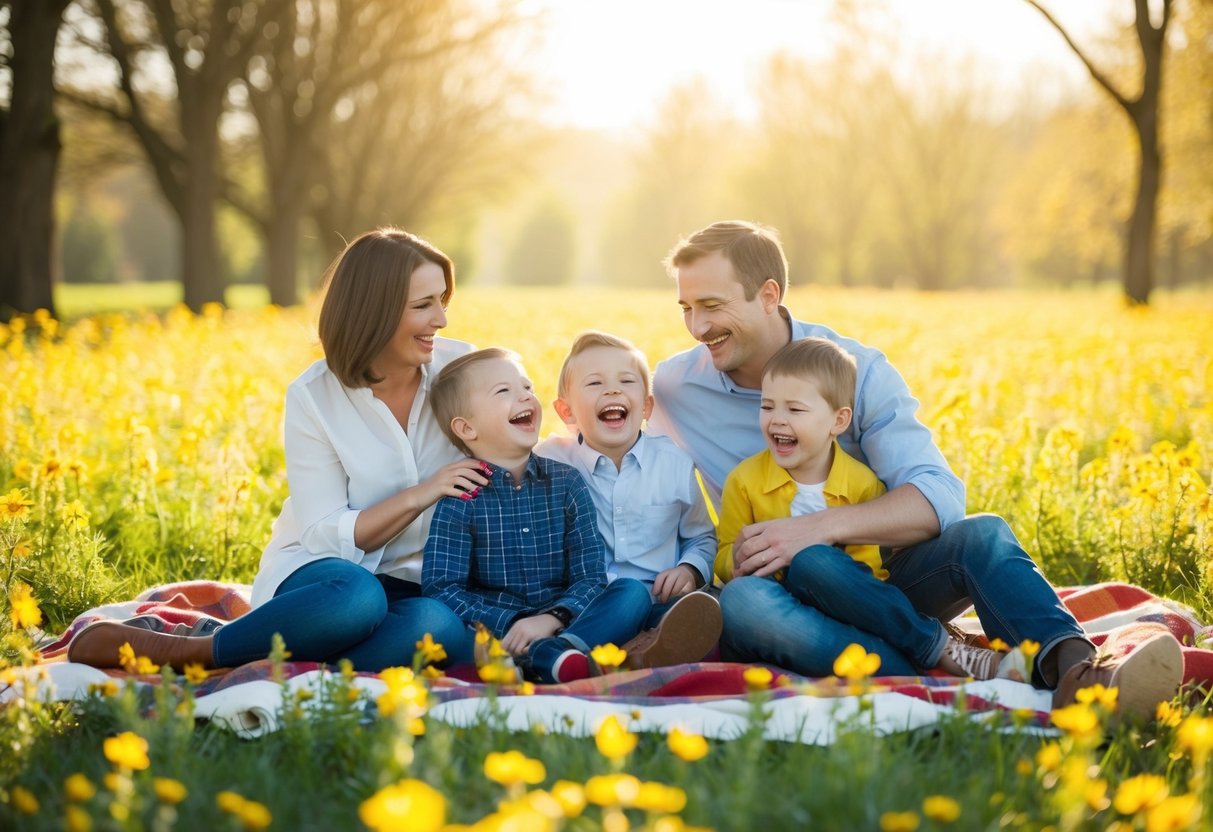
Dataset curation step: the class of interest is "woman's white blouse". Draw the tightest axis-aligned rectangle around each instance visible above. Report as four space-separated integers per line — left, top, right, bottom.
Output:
250 338 473 607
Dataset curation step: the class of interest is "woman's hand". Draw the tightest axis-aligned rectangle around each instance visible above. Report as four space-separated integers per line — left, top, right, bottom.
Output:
416 458 492 508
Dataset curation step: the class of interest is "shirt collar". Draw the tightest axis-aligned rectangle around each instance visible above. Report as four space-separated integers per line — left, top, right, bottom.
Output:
758 440 852 498
573 431 645 471
482 453 547 487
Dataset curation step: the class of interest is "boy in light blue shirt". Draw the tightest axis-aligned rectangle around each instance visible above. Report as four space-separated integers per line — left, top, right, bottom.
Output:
537 332 722 669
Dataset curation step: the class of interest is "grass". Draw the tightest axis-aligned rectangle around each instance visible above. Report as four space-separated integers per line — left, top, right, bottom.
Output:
2 286 1212 830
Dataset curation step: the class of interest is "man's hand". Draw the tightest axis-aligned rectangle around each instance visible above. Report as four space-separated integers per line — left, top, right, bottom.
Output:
733 513 835 577
652 564 701 603
501 614 562 656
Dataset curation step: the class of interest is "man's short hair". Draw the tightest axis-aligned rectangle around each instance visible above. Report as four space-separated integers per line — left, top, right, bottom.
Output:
318 227 454 388
664 220 788 301
430 347 521 456
762 337 857 412
556 331 651 400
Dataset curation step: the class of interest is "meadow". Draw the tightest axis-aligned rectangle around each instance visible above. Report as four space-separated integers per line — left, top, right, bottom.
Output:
1 286 1211 831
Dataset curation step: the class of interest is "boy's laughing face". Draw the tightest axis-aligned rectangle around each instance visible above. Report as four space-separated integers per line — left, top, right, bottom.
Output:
451 356 542 459
555 345 652 460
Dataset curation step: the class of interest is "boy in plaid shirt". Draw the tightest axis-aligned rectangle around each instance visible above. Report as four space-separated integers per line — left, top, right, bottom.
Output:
423 348 650 683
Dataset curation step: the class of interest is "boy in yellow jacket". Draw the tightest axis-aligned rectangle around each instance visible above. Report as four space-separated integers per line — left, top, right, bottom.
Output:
717 337 1013 680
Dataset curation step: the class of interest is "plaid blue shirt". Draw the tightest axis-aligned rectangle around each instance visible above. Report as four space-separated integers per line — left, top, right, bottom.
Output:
422 454 607 637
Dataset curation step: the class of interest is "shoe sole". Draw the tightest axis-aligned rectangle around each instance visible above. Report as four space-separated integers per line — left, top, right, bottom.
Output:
1111 633 1183 720
627 592 722 670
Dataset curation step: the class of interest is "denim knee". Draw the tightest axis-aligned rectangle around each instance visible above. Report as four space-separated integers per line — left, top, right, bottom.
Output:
334 567 391 636
720 578 780 639
785 545 859 587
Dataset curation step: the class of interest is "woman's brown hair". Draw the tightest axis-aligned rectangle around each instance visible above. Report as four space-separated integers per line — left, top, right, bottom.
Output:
318 228 454 387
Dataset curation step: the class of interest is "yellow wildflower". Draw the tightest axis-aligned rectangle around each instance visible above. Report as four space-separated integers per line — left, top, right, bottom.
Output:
880 811 921 832
1050 703 1101 739
358 779 446 832
41 456 62 480
1177 715 1213 763
103 731 150 771
66 804 92 832
744 666 773 691
1156 701 1182 728
595 713 637 760
11 539 32 558
585 773 642 807
634 781 687 814
60 499 90 532
1113 774 1169 815
550 780 586 817
1017 639 1040 659
183 663 209 685
667 726 709 762
484 750 546 787
414 633 447 665
236 800 272 831
922 795 960 823
1085 779 1111 812
834 643 881 681
988 638 1009 652
8 582 42 630
1145 793 1200 832
1 488 34 520
216 791 246 814
1075 683 1118 708
65 773 97 802
11 785 39 814
591 643 628 670
153 777 187 805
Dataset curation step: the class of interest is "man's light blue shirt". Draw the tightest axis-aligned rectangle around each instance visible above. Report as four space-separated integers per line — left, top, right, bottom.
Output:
648 308 966 531
536 432 716 589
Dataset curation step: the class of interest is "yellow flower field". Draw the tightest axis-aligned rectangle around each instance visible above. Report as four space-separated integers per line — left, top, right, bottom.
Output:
1 287 1211 634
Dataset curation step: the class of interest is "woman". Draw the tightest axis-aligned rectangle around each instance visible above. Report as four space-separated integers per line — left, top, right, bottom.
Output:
69 229 486 671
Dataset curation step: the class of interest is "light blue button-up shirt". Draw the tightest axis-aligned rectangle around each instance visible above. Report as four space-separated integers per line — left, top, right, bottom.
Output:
536 432 716 588
648 309 965 531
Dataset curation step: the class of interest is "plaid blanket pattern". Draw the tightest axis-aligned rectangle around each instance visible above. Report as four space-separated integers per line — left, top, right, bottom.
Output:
19 580 1213 738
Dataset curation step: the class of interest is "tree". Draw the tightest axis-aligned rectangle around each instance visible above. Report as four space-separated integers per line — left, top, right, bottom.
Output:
504 195 575 286
64 0 287 310
0 0 72 320
1025 0 1174 305
231 0 532 305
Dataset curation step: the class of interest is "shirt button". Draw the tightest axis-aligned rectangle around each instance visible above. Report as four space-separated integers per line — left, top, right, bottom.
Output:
514 485 522 491
522 527 530 533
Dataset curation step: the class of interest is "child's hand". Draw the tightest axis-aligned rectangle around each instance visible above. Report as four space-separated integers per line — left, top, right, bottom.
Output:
652 564 700 603
419 459 491 506
502 614 563 656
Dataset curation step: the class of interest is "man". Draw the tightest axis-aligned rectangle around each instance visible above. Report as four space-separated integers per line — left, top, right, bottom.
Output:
648 219 1182 717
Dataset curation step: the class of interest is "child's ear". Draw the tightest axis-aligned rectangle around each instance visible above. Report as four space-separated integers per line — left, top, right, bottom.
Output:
642 393 654 422
831 406 852 436
450 416 477 445
553 398 577 427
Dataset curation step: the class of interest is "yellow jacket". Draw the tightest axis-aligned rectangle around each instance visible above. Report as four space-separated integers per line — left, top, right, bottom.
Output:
715 442 887 583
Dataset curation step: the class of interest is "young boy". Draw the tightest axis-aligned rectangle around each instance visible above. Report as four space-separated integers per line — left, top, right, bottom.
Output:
717 337 1017 680
536 332 722 669
422 347 652 684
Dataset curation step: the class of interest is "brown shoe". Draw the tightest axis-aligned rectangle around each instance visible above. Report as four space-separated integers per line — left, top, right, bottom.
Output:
622 592 722 670
67 620 213 670
1052 627 1183 720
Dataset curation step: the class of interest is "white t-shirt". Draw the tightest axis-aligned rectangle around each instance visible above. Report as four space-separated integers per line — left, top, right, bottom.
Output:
250 339 473 607
790 480 827 517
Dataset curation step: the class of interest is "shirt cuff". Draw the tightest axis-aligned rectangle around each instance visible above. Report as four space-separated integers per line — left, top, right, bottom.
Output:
338 509 364 561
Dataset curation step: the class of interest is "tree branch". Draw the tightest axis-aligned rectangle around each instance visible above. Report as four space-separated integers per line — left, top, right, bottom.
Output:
1023 0 1134 113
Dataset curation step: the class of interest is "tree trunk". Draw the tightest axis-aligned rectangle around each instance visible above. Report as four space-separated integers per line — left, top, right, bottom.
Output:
1124 118 1160 305
0 0 70 321
179 110 223 311
265 204 301 306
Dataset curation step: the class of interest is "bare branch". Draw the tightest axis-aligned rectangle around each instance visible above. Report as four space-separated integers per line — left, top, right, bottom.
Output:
1023 0 1134 113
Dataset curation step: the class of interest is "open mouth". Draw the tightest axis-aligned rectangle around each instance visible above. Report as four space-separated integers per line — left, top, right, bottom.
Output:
769 432 798 453
597 404 629 427
703 332 729 347
509 409 535 429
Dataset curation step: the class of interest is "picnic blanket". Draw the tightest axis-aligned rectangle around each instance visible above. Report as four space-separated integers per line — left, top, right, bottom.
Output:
5 580 1211 742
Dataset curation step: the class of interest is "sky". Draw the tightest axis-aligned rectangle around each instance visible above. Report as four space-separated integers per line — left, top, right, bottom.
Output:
524 0 1122 129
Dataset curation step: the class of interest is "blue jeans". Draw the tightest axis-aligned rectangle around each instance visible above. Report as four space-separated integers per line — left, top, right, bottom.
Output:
522 578 650 683
720 514 1089 686
212 559 474 671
